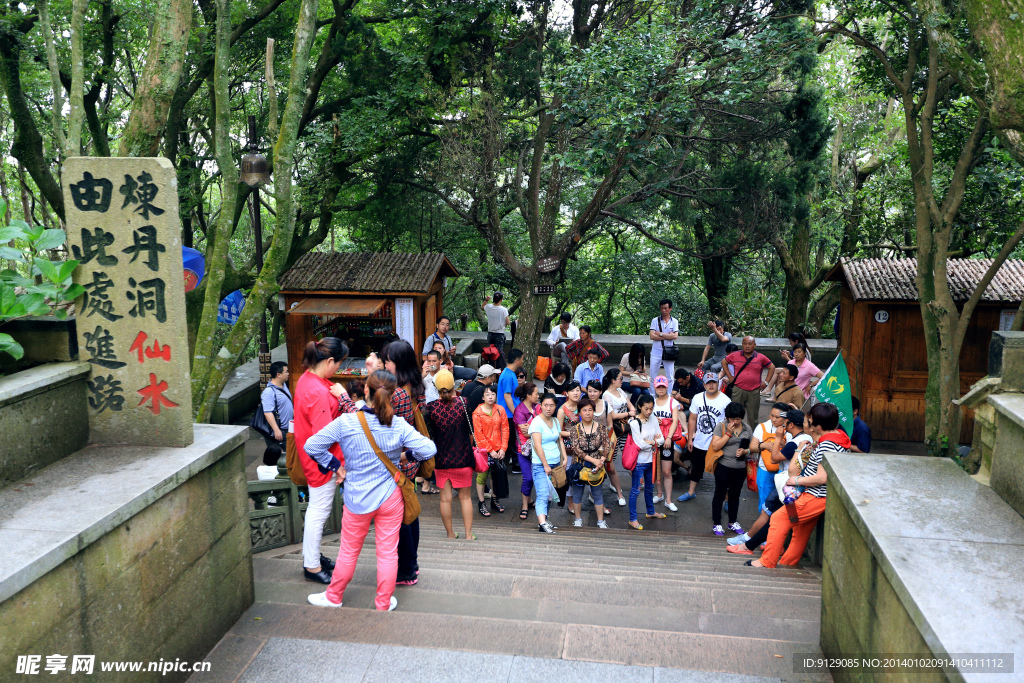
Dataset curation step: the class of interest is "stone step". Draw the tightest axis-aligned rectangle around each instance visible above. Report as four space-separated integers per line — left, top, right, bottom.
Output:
254 580 822 645
258 557 823 602
259 554 821 594
218 600 830 681
253 559 821 620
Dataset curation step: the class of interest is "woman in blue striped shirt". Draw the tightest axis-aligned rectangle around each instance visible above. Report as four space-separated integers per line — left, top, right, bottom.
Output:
305 371 437 612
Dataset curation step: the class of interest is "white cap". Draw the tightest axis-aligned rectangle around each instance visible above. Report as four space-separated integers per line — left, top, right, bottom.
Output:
477 364 497 378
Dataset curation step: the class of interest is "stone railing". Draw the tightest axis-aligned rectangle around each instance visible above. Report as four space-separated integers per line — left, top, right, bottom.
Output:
247 476 342 553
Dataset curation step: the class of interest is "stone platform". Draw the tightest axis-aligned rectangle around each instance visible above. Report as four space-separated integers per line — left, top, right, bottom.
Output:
821 453 1024 682
0 424 252 680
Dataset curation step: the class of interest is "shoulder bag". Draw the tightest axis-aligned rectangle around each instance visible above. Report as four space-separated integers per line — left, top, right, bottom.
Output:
249 385 285 439
357 411 420 524
621 418 641 471
285 431 307 486
774 441 809 499
725 353 758 399
460 399 491 473
758 426 780 473
658 318 679 362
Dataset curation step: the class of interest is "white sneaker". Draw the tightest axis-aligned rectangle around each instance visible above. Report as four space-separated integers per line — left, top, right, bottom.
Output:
388 596 398 611
653 495 664 504
617 497 626 506
665 502 678 512
573 518 583 527
597 520 609 529
307 591 342 608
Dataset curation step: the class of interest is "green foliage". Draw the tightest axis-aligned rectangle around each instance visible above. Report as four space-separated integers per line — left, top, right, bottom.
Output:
0 199 83 359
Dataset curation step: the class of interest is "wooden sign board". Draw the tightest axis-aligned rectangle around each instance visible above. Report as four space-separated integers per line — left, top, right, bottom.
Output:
533 285 555 295
536 257 560 273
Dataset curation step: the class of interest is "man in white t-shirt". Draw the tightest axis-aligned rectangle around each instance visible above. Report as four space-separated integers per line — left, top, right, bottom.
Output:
483 292 511 368
678 373 730 503
547 312 579 366
649 299 679 381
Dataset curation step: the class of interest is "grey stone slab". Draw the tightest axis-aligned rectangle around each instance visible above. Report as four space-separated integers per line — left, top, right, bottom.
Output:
364 645 514 683
698 612 820 644
237 637 378 682
652 670 780 683
0 423 248 602
990 393 1024 431
188 635 266 683
0 361 89 408
537 600 701 634
825 452 1024 671
511 575 714 611
509 655 655 682
824 453 1024 546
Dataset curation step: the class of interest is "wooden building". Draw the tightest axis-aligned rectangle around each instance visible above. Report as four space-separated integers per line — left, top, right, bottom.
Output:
278 252 459 392
828 257 1024 443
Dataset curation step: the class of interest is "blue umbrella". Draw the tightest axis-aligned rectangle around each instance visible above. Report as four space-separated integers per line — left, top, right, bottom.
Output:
182 246 205 292
218 290 246 325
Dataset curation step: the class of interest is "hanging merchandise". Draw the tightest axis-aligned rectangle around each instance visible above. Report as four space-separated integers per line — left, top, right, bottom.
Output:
218 290 246 325
182 246 205 293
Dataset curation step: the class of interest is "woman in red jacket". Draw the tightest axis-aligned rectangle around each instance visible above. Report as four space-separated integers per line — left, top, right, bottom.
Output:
294 337 349 584
472 386 509 516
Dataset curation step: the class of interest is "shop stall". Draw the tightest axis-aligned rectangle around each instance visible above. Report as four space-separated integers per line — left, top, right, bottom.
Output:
278 251 459 391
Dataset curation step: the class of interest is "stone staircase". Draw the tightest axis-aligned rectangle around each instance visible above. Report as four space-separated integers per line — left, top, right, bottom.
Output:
194 504 830 682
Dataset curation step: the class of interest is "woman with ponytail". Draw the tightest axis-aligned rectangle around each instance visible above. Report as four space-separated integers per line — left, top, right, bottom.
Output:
304 370 437 611
292 338 350 585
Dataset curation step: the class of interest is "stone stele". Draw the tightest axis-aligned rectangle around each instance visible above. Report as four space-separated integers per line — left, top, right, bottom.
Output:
63 156 194 447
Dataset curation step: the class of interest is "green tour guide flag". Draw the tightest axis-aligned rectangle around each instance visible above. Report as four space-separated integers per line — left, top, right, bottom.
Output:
814 352 854 435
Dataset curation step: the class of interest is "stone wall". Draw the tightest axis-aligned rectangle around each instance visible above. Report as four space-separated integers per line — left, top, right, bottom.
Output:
820 492 941 683
0 362 90 488
0 445 253 682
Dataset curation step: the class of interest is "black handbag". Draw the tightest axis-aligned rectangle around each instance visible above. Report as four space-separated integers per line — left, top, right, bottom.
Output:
658 318 679 362
249 386 284 439
489 458 510 499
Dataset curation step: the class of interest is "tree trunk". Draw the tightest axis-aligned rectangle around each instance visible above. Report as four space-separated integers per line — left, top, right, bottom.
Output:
515 278 552 379
701 256 732 320
806 283 840 338
117 0 194 156
193 0 319 421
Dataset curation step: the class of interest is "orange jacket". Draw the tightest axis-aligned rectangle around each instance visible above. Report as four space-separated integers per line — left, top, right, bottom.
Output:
472 404 510 453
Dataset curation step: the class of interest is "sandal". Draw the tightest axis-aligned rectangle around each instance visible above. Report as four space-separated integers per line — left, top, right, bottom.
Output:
628 522 644 531
491 499 505 513
421 485 441 495
478 501 491 517
519 508 529 520
646 513 667 519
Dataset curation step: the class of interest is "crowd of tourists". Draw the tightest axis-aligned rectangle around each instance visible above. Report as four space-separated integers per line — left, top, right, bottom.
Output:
255 296 871 612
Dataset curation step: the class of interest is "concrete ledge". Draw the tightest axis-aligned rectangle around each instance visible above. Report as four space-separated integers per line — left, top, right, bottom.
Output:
989 394 1024 431
0 423 249 604
0 361 90 410
450 332 837 368
822 453 1024 679
0 362 91 487
211 344 288 424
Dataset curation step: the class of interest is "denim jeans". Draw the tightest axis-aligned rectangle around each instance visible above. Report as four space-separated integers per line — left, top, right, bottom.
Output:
756 467 776 514
629 462 655 522
532 463 552 518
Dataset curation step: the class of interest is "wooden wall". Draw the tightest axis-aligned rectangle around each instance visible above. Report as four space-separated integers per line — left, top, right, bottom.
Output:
839 290 1001 444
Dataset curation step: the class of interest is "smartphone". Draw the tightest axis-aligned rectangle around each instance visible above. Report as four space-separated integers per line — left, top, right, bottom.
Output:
739 437 751 450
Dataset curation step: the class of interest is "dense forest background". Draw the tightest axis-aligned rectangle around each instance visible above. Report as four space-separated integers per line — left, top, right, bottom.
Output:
1 0 1022 451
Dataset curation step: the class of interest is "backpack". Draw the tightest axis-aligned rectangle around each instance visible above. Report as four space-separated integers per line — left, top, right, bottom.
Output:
758 422 780 473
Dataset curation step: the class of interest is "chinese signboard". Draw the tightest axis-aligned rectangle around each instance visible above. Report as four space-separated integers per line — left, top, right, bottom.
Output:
63 157 194 447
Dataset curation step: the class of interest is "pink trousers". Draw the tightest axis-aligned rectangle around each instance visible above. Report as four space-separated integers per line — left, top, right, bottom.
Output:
325 486 404 610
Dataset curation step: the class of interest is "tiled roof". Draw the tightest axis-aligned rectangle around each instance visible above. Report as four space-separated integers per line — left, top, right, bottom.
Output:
832 257 1024 303
278 252 459 293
